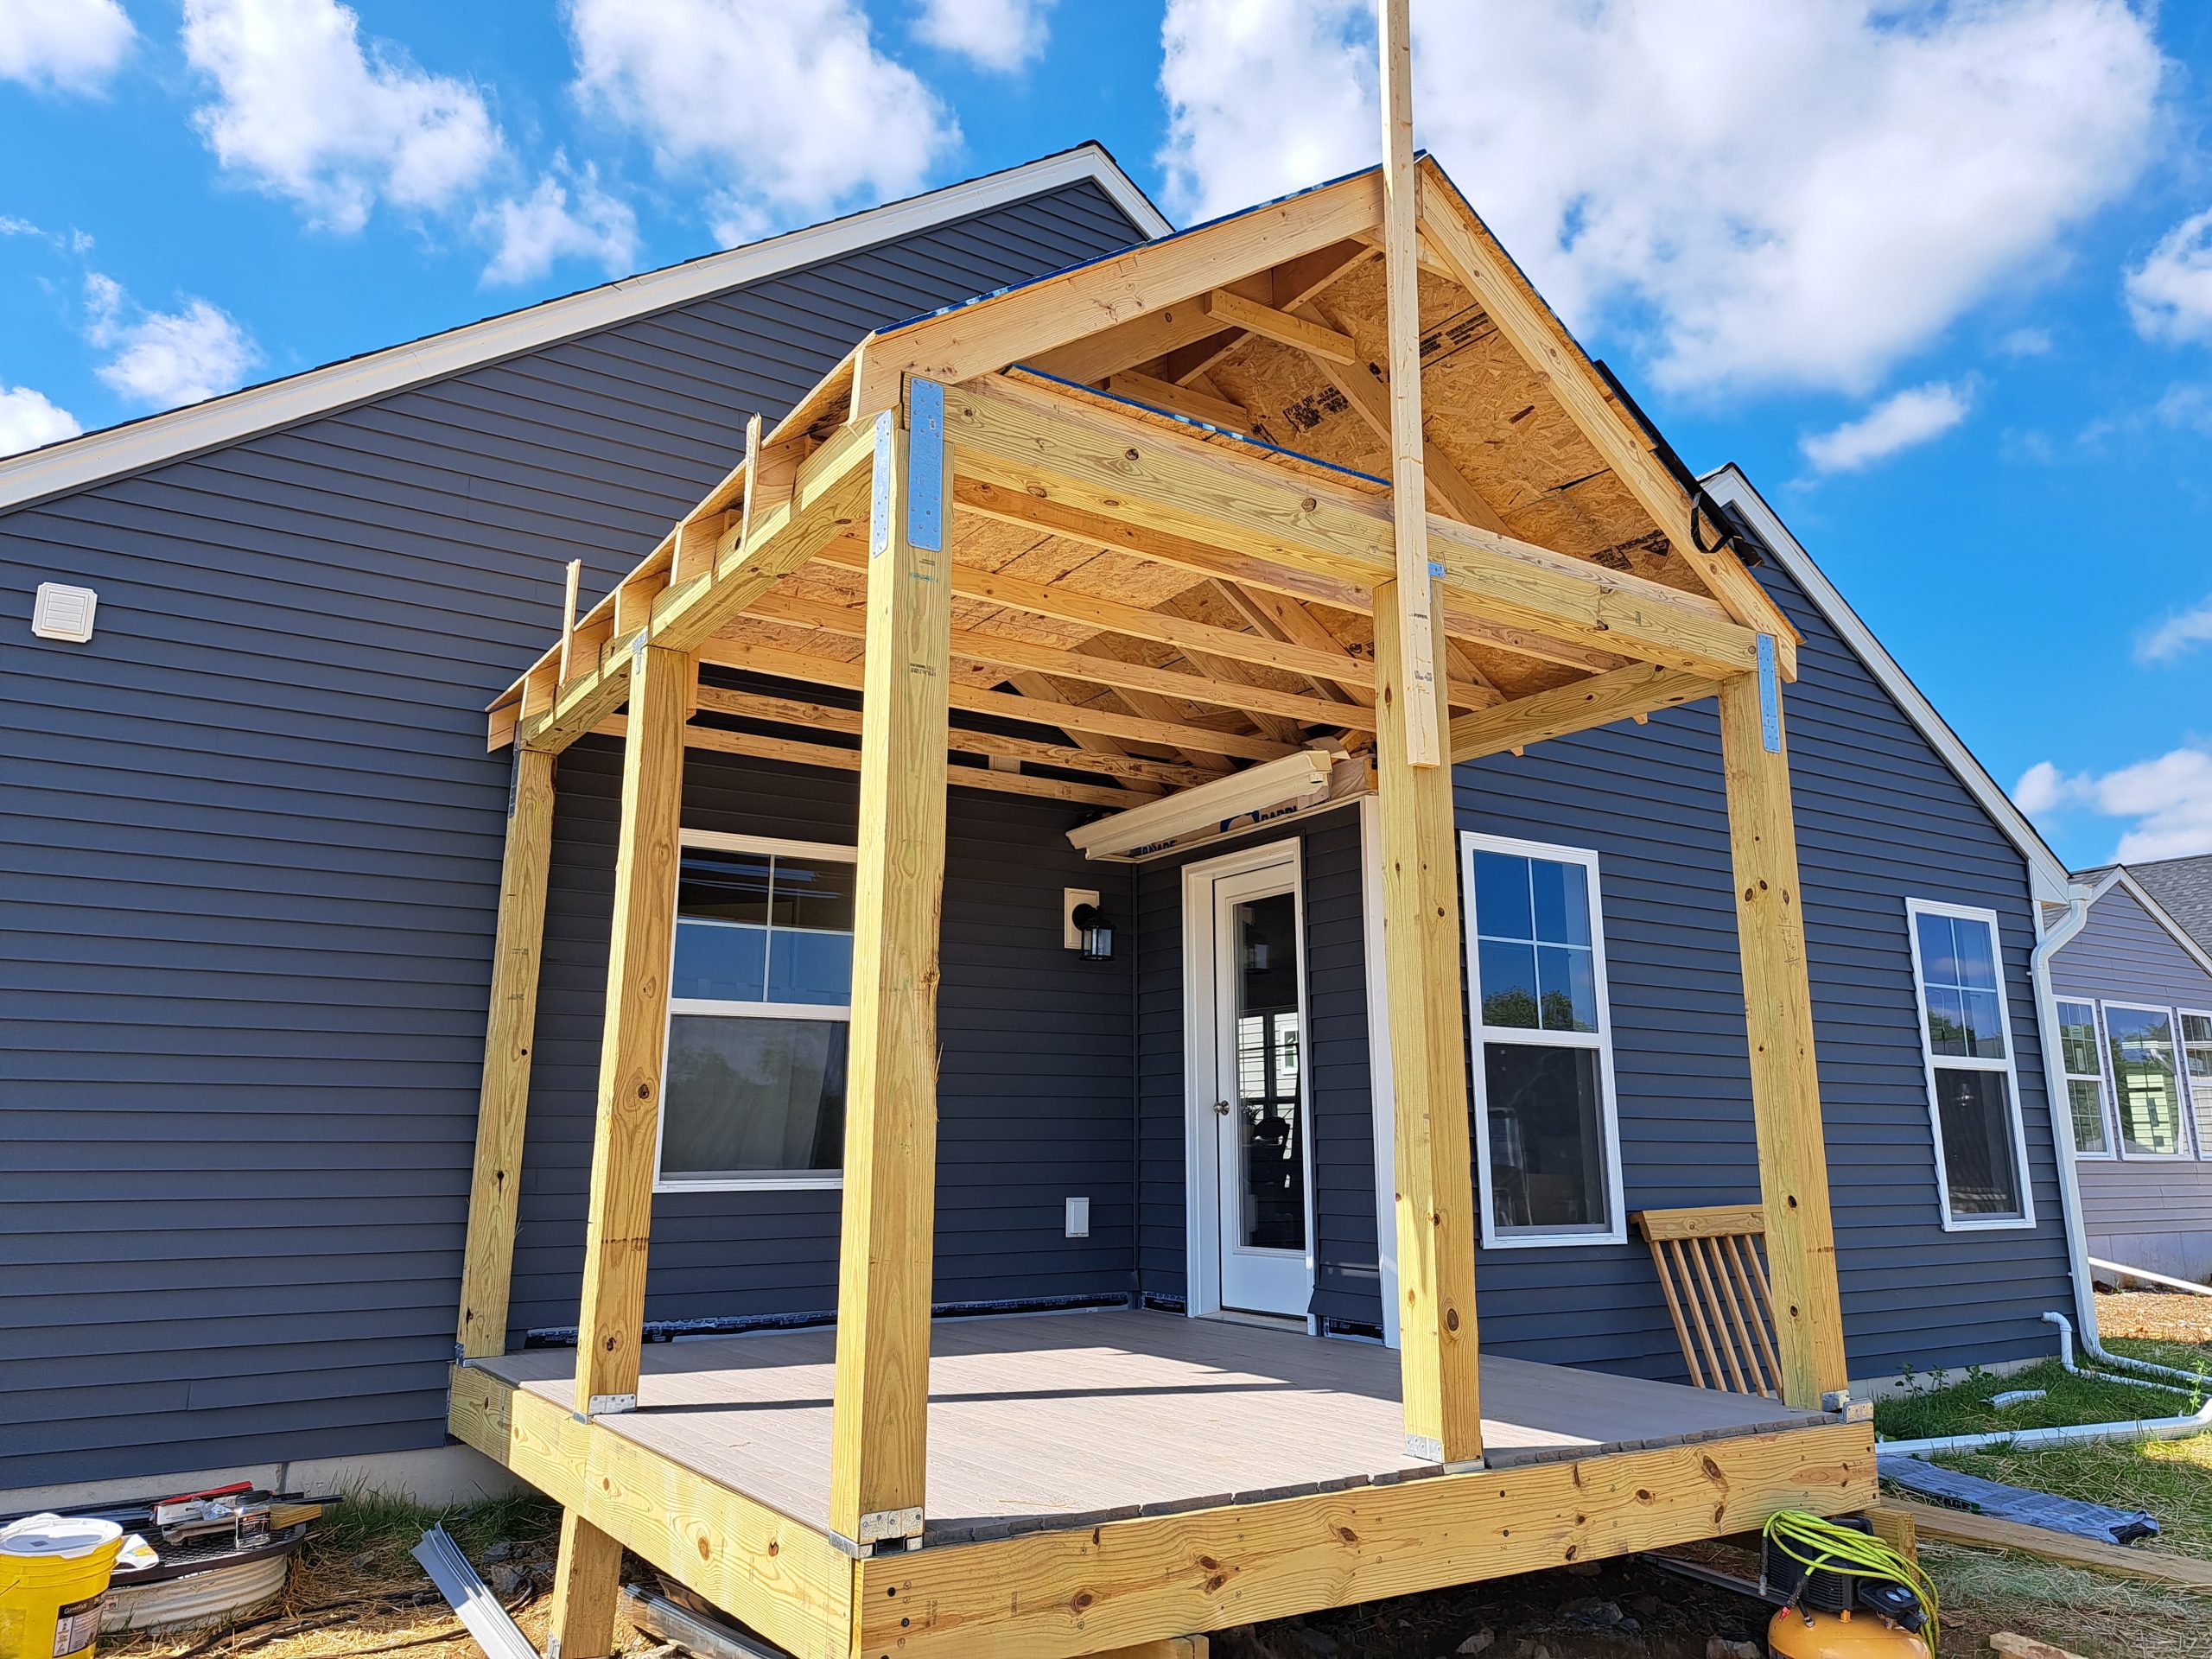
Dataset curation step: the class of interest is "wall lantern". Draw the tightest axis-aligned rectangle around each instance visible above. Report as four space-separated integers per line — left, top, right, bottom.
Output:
1063 887 1115 963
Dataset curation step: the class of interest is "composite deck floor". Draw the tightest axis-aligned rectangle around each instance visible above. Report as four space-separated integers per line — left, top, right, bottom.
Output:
478 1310 1826 1544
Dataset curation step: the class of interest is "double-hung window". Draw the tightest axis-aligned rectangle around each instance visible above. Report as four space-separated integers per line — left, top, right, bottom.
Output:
1904 899 2033 1227
2105 1001 2188 1158
1460 833 1624 1246
2054 999 2112 1157
2183 1012 2212 1158
657 832 855 1191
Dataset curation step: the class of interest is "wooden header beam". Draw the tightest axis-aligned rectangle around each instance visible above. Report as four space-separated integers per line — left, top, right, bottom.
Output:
1449 663 1720 764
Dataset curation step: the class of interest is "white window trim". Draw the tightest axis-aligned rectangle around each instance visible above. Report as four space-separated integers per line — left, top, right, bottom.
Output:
2053 997 2116 1161
1459 830 1628 1249
2101 997 2195 1162
653 829 858 1195
1903 898 2037 1230
2183 1007 2212 1164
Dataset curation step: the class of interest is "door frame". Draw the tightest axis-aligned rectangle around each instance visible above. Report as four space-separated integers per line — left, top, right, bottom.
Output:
1179 836 1318 1327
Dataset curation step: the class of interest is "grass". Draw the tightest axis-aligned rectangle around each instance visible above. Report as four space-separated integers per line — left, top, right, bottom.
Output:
2108 1335 2212 1377
1872 1356 2196 1440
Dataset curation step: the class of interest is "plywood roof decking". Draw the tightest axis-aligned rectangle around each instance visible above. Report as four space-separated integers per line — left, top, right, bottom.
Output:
493 156 1778 786
477 1310 1826 1546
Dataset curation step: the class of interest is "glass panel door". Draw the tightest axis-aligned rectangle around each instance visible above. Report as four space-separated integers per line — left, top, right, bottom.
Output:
1231 890 1306 1253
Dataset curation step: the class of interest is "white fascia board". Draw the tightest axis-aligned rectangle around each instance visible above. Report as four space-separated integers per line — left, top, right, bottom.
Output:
0 144 1172 516
1701 465 2074 907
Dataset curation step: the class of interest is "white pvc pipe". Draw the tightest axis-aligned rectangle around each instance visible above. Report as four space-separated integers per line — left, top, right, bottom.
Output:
2030 891 2101 1345
1879 1311 2211 1458
2089 1255 2212 1297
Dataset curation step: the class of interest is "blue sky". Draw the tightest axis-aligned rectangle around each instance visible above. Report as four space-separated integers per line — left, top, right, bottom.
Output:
4 0 2212 871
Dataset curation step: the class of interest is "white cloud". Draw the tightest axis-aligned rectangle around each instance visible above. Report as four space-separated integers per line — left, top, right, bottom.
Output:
477 163 639 287
2013 747 2212 862
2127 207 2212 346
1157 0 2164 395
1999 326 2052 357
914 0 1052 72
2139 598 2212 665
0 385 81 455
567 0 957 241
1800 381 1971 474
86 272 260 409
182 0 501 233
0 0 134 91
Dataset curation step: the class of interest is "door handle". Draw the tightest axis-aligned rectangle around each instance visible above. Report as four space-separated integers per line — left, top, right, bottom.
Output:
1215 1100 1232 1117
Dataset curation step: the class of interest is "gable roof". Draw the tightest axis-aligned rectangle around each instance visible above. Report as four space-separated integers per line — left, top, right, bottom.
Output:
0 143 1169 518
2121 854 2212 950
2070 862 2212 982
1700 464 2073 907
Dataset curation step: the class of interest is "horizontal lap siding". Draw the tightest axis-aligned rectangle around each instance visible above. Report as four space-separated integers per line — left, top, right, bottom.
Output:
1133 560 2072 1383
0 181 1147 1490
2053 886 2212 1262
504 742 1136 1337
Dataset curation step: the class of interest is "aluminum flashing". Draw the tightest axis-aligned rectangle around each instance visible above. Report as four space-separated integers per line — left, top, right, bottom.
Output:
0 144 1169 517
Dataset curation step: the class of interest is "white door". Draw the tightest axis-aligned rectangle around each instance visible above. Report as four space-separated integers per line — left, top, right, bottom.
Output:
1200 857 1314 1319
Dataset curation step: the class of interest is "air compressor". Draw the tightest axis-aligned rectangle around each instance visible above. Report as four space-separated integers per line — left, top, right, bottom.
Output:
1760 1510 1939 1659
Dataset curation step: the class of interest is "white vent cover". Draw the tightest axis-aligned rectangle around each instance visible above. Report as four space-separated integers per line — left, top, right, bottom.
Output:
31 582 98 643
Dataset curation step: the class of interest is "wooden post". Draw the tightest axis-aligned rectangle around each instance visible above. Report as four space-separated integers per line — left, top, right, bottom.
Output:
828 381 953 1546
1373 576 1483 1464
1718 650 1848 1409
546 641 690 1658
454 743 556 1359
1378 0 1443 768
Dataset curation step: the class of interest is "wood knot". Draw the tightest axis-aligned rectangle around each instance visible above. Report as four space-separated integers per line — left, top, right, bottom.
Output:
1124 448 1141 462
1562 1545 1578 1560
696 1536 711 1560
1337 1526 1358 1545
1636 1489 1655 1504
635 1083 652 1100
1071 1591 1095 1612
1300 497 1318 513
766 1541 779 1557
1196 1557 1220 1573
1445 1308 1460 1332
1026 485 1047 497
1701 1456 1726 1483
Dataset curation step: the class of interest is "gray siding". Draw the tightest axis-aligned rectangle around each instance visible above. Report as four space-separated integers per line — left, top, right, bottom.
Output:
2053 883 2212 1279
1132 555 2075 1382
505 740 1135 1339
0 180 1150 1490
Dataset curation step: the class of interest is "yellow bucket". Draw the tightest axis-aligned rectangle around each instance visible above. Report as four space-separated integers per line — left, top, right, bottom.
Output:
0 1515 125 1659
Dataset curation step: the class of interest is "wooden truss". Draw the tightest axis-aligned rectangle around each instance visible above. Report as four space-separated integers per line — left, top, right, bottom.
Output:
460 148 1855 1659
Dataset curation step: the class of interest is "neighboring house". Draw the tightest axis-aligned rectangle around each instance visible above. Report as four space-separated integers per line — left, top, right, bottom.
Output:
3 140 2088 1516
2050 860 2212 1281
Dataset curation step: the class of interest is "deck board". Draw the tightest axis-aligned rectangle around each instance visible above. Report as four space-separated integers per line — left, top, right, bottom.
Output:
477 1310 1823 1542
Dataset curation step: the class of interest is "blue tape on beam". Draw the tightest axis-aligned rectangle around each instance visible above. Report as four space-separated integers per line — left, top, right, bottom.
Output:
908 377 946 553
1757 632 1781 753
868 410 894 557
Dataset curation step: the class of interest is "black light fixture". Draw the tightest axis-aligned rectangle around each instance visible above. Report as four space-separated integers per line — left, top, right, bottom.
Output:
1070 902 1115 962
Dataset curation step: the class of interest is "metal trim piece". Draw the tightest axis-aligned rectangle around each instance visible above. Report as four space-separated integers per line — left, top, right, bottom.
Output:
908 377 946 553
1756 632 1781 754
868 410 895 557
413 1525 537 1659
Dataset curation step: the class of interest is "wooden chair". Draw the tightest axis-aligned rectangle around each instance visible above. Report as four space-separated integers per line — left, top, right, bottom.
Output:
1630 1205 1783 1398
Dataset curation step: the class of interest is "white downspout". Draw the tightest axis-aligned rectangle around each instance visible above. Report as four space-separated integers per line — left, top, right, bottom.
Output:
2030 886 2100 1346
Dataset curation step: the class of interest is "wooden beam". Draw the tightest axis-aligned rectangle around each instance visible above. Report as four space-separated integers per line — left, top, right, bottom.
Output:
448 1368 854 1659
852 172 1384 411
697 636 1294 763
1104 370 1251 431
947 375 1758 679
854 1421 1876 1659
1373 577 1483 1465
1413 163 1800 675
549 642 690 1658
956 476 1630 677
454 746 556 1360
829 397 953 1546
1718 662 1847 1409
1202 288 1356 363
693 684 1207 788
1878 1498 2212 1586
1449 664 1721 764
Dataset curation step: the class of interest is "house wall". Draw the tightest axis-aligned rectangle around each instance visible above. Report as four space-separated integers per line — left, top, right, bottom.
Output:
0 179 1152 1491
2053 882 2212 1281
504 741 1136 1339
1132 554 2075 1384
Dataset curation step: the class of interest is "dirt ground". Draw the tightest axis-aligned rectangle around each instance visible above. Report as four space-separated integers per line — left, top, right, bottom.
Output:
100 1290 2212 1659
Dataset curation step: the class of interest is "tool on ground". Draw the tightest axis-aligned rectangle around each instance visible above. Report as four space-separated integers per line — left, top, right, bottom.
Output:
1876 1454 2158 1544
1762 1510 1939 1659
0 1513 127 1659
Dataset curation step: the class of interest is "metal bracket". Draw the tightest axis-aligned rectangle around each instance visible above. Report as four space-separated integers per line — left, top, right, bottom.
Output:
855 1505 924 1544
907 377 946 554
1820 1387 1854 1414
868 410 896 556
1755 633 1781 754
1403 1433 1445 1463
584 1392 637 1416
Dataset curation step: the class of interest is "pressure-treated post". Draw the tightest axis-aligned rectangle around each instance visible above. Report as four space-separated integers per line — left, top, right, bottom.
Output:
455 743 556 1359
1373 576 1484 1465
828 380 953 1547
1717 646 1849 1409
546 641 690 1659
